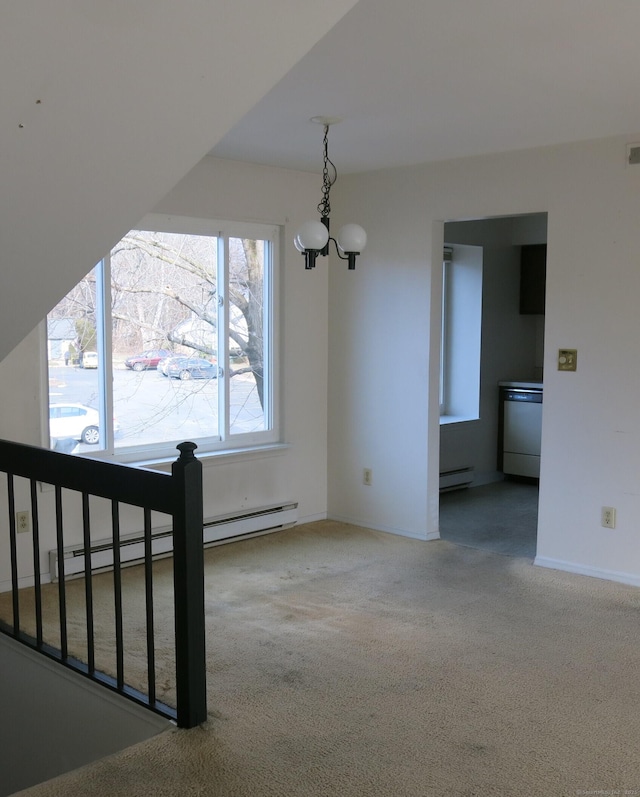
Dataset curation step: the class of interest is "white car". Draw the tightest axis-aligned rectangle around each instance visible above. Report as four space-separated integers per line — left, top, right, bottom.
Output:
81 351 98 369
49 403 101 445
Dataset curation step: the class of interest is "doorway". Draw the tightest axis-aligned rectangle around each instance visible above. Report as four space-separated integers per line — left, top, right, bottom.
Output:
438 213 547 559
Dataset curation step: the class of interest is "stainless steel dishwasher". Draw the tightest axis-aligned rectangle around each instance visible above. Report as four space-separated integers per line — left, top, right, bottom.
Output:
498 384 543 479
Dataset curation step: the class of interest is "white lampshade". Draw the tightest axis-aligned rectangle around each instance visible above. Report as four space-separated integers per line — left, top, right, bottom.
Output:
337 224 367 254
296 220 329 251
294 236 305 253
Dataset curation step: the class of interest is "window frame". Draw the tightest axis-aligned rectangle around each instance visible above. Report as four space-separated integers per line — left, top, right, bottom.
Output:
439 243 483 425
44 213 280 463
439 247 453 415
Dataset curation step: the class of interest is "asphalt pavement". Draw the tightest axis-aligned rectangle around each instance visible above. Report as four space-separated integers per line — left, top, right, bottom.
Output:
49 364 264 451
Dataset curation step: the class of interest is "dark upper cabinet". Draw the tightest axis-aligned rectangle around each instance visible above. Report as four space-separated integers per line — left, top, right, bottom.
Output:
520 244 546 315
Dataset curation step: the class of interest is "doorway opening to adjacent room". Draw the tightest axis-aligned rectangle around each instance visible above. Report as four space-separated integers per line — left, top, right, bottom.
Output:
438 212 547 559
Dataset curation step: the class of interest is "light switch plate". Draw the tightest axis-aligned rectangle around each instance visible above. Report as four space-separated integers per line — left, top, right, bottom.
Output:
627 143 640 166
558 349 577 371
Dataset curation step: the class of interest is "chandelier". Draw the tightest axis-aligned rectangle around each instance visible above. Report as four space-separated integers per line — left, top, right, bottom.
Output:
294 117 367 270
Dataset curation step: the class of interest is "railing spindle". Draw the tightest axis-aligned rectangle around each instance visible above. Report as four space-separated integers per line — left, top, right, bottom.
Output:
7 473 19 635
81 492 95 674
55 485 68 659
112 500 124 690
30 480 43 647
143 507 156 705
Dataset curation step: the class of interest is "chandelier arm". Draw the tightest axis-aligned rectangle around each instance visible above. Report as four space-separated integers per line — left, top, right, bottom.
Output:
328 237 348 260
299 237 359 270
327 237 358 270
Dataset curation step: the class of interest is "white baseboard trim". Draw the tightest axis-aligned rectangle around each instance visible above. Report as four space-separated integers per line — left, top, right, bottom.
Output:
534 556 640 588
296 512 328 525
327 513 434 541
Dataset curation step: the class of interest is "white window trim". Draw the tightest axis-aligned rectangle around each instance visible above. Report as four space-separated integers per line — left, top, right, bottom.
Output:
439 243 483 425
439 247 452 415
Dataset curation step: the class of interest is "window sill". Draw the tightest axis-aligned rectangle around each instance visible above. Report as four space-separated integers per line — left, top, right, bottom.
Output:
138 442 291 472
439 415 480 426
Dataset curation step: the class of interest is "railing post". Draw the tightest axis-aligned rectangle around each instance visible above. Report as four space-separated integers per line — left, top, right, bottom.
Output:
171 442 207 728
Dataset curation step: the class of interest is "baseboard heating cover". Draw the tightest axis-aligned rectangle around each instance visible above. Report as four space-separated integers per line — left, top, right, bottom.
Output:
439 467 474 492
49 501 298 580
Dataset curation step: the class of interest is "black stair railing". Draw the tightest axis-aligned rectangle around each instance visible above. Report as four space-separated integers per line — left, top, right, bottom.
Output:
0 439 207 728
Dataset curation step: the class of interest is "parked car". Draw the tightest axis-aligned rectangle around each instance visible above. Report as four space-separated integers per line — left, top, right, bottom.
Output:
49 403 120 445
157 355 179 376
49 403 100 444
81 351 98 369
165 357 217 381
124 348 172 371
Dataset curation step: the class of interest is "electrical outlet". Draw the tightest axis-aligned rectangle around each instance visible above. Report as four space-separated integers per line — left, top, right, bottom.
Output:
601 506 616 529
363 468 372 486
16 510 30 534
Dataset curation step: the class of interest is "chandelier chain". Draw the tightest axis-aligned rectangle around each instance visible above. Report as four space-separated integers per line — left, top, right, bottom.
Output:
317 125 337 219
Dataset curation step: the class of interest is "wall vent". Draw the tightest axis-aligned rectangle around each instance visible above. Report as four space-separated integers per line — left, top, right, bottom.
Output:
439 467 474 492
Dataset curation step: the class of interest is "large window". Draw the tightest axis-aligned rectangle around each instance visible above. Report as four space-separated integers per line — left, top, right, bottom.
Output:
46 216 278 459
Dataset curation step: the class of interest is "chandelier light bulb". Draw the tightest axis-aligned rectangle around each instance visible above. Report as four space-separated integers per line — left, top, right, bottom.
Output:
336 224 367 254
296 220 329 251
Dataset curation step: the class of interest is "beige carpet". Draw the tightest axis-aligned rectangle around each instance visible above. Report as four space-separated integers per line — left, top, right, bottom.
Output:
7 520 640 796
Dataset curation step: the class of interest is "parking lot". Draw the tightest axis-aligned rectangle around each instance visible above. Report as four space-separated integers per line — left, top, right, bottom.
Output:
49 362 263 451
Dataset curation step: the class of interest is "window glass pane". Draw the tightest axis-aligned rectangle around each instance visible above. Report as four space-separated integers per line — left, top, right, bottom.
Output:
228 237 268 435
47 265 104 453
111 230 220 448
45 220 277 458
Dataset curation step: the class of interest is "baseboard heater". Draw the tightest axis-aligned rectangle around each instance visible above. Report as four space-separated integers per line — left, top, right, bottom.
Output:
49 501 298 580
439 467 474 492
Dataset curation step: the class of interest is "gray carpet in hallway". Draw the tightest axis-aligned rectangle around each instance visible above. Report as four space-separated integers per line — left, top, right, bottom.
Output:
439 479 538 558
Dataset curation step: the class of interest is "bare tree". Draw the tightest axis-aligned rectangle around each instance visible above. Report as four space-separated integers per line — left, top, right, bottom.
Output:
229 237 264 406
110 230 266 409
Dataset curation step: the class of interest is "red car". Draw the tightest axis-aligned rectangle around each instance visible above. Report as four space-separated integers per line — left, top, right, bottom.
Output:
124 348 172 371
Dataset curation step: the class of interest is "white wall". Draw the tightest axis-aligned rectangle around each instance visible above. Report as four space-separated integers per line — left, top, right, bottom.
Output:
0 157 330 588
328 134 640 585
327 178 434 538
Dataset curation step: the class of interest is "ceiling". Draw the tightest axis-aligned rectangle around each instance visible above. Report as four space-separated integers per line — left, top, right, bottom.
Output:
212 0 640 174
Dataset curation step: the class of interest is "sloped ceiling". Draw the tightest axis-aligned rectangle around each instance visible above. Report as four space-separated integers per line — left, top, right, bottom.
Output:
212 0 640 173
0 0 358 362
